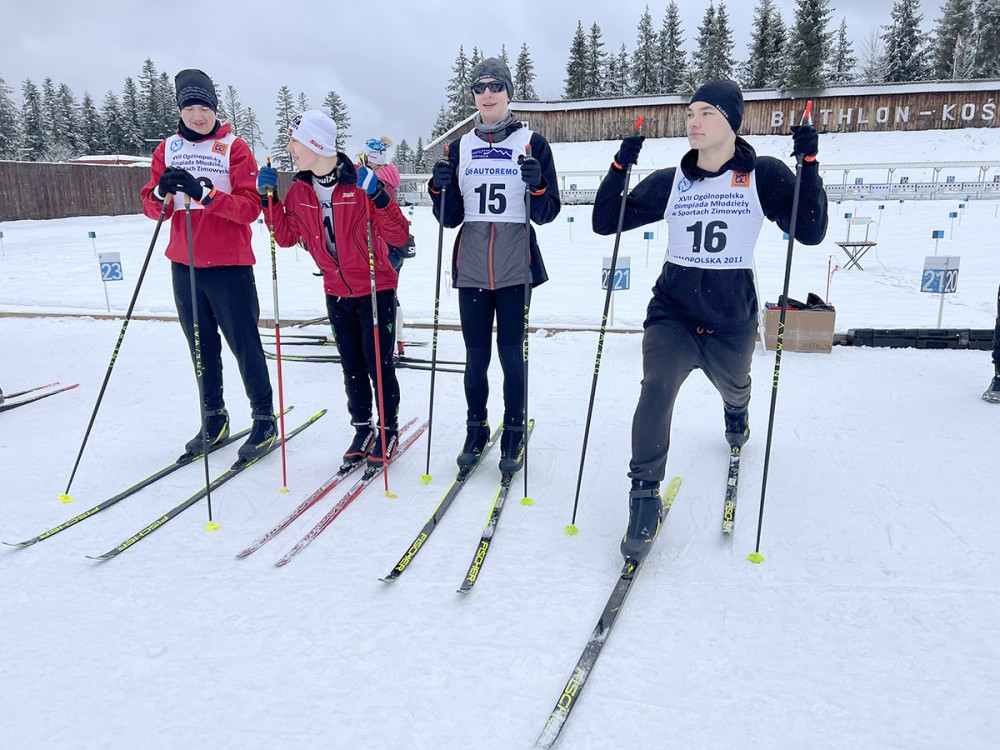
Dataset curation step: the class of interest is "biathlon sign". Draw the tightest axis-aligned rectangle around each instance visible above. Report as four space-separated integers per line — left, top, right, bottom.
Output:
602 256 630 291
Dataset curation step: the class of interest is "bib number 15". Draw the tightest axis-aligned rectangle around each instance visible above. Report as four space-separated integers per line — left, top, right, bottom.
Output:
686 220 728 253
474 183 507 215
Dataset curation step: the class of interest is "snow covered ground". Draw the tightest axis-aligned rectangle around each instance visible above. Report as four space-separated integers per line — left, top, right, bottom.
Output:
1 129 998 749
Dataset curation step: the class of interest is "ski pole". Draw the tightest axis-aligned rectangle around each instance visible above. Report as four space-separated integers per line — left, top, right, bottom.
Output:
363 190 395 498
422 145 449 484
566 115 643 534
59 195 171 503
183 194 217 530
521 143 534 504
265 158 289 494
749 100 814 565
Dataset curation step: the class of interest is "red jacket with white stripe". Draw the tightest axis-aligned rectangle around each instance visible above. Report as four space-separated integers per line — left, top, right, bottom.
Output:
140 122 261 267
264 166 409 298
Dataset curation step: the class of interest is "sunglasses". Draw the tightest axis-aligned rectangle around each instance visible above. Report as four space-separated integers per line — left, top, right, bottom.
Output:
472 81 506 95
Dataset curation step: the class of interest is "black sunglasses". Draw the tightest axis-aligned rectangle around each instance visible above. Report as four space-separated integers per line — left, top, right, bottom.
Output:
472 81 506 95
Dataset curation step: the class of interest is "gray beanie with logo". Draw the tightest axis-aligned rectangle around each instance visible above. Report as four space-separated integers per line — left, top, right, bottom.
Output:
470 57 514 97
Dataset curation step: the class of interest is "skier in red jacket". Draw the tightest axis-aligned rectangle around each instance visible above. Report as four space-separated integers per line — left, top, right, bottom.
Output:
257 109 410 470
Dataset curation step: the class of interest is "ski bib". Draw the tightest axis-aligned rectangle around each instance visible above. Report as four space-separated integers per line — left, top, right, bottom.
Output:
663 167 764 269
164 133 235 211
457 128 531 224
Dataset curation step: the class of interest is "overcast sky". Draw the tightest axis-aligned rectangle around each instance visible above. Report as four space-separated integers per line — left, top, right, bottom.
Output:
4 1 941 157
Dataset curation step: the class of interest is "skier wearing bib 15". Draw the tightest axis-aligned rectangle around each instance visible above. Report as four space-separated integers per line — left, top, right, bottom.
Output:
256 110 410 470
429 57 560 473
140 68 276 465
592 80 829 563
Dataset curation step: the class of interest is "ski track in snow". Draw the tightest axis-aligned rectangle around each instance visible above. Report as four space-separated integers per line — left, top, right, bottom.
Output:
1 129 999 748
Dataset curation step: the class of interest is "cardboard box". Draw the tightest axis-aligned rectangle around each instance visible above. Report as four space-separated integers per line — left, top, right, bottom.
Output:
764 308 836 353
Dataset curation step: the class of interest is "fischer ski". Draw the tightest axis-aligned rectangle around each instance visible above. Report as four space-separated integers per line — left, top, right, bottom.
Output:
274 420 429 567
4 381 61 399
263 349 463 371
722 446 741 535
260 332 428 348
379 425 502 583
457 420 535 593
532 477 682 750
236 417 419 558
0 383 79 413
86 410 326 561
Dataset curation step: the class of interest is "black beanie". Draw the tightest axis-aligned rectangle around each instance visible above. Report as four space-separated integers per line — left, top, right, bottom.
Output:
690 79 744 133
470 57 514 97
175 68 217 112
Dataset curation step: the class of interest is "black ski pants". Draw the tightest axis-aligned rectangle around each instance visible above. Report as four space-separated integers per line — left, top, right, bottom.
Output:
993 281 999 371
629 317 756 484
326 289 400 429
458 285 530 426
171 262 273 415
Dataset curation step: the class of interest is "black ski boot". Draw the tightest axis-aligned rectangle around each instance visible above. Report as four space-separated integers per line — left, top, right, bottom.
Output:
236 412 278 466
983 375 1000 404
368 423 399 470
724 404 750 448
456 419 490 469
498 422 526 474
180 407 230 461
342 420 376 469
620 481 662 564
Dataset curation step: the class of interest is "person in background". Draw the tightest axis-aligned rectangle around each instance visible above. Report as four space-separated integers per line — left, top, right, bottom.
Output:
985 282 1000 403
257 110 410 470
140 68 275 465
428 57 560 474
592 80 829 563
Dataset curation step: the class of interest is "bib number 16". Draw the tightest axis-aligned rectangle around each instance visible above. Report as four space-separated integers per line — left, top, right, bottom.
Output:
686 220 728 253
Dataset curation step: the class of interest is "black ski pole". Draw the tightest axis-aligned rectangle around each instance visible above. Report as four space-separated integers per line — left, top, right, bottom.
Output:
749 99 814 564
59 196 171 503
422 145 449 484
520 143 534 502
264 158 289 494
566 116 643 534
183 194 216 529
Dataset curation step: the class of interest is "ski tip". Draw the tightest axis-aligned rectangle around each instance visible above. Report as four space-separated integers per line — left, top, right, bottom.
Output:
385 490 398 499
378 575 394 584
205 521 221 532
564 524 579 536
520 496 534 506
747 552 765 565
58 493 73 504
85 554 110 562
3 540 33 548
420 474 433 485
280 486 290 495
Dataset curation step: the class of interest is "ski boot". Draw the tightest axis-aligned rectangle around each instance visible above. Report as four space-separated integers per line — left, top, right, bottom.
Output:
498 422 526 474
983 375 1000 404
342 420 376 470
368 423 399 470
620 480 663 564
724 404 750 448
180 407 230 461
236 412 278 466
457 419 490 469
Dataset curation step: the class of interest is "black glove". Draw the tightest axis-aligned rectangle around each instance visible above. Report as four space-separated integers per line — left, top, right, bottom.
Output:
614 134 645 169
162 167 208 201
517 155 544 189
155 167 184 200
790 125 819 159
432 160 454 191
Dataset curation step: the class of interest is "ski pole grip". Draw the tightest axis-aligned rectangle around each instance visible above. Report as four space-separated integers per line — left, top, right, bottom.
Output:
801 100 813 125
633 115 644 134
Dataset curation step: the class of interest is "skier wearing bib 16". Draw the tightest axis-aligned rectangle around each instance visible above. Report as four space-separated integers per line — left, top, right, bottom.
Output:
592 80 829 563
140 68 275 465
429 57 560 473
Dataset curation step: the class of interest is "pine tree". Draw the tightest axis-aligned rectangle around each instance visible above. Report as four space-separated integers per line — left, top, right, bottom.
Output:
222 85 245 137
658 1 687 93
244 107 265 160
882 0 930 82
825 18 859 84
610 43 632 95
430 105 452 140
564 21 588 99
272 85 296 170
297 92 309 114
446 46 475 122
20 78 46 161
469 47 484 73
784 0 833 88
138 58 161 144
930 0 976 78
742 0 784 89
78 91 102 154
857 26 888 82
0 73 21 159
56 83 82 159
499 44 510 66
414 136 424 169
394 138 413 170
631 6 659 94
974 0 1000 77
121 77 145 155
99 90 125 155
692 2 736 86
583 23 606 98
514 42 539 100
158 71 175 136
322 89 350 151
